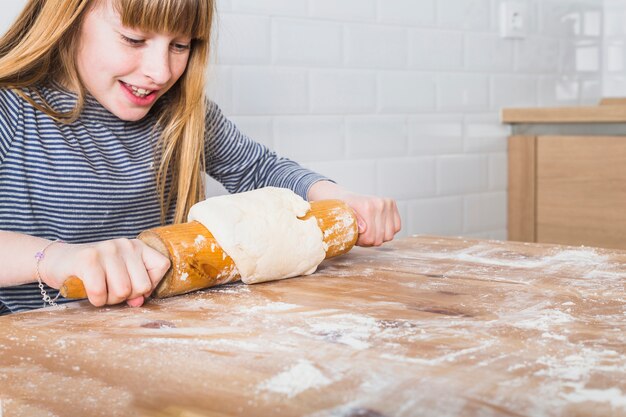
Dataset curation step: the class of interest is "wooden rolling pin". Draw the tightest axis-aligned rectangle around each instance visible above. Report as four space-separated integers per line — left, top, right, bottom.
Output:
60 199 358 299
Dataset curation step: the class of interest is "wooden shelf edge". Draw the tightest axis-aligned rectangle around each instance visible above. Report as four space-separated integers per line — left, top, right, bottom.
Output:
501 106 626 124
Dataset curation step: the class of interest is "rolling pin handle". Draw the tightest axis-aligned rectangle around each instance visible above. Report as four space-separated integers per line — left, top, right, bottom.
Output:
60 276 87 299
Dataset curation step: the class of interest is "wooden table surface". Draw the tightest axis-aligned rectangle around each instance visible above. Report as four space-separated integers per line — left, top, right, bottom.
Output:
1 236 625 417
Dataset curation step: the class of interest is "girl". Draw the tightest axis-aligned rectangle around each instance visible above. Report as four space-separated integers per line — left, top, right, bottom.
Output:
0 0 401 315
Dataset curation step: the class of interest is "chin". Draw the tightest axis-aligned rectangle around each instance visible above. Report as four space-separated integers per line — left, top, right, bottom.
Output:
120 113 149 122
112 108 150 122
103 98 151 122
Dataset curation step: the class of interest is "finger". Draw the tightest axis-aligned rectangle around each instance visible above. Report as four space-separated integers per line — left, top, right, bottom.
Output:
373 210 386 246
103 256 132 305
355 212 367 235
127 296 145 308
81 268 108 307
357 209 380 247
356 223 374 247
384 200 400 242
75 248 108 307
141 243 171 291
124 243 154 298
393 202 402 233
369 199 387 246
383 213 395 242
356 231 368 246
125 262 153 299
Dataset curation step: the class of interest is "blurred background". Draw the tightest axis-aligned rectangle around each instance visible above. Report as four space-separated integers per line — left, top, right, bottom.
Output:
2 0 625 240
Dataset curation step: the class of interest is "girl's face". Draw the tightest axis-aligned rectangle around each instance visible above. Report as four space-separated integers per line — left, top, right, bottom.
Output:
75 0 192 121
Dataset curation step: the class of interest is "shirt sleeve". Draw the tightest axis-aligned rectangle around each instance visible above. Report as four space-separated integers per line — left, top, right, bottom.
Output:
0 88 21 164
0 301 10 316
204 100 330 201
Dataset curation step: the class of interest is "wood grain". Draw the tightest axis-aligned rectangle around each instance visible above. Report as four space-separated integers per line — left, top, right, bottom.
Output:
599 98 626 106
536 136 626 249
508 135 536 242
502 106 626 123
2 236 625 417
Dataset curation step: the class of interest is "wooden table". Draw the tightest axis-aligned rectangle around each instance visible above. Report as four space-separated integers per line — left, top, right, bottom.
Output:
1 236 625 417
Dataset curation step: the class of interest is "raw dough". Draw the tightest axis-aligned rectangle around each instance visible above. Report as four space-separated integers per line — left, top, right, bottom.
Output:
188 187 326 284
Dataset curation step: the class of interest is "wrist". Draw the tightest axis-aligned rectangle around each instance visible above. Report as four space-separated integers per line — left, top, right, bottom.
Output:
307 180 348 201
33 239 67 308
38 240 68 288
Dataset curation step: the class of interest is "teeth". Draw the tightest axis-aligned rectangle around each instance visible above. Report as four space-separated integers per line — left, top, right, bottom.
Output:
124 82 152 98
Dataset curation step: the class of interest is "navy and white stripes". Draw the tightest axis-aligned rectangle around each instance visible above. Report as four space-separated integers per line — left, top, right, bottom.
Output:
0 84 326 314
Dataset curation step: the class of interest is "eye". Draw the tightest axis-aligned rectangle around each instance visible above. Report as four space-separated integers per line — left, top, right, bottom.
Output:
121 34 144 46
171 42 191 53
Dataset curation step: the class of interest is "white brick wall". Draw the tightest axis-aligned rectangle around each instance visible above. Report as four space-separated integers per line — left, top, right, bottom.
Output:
0 0 611 240
604 0 626 96
207 0 606 240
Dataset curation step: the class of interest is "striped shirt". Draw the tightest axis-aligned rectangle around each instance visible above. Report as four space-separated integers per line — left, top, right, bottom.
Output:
0 84 326 314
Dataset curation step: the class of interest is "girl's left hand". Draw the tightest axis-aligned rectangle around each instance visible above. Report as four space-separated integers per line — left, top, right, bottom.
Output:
307 181 401 247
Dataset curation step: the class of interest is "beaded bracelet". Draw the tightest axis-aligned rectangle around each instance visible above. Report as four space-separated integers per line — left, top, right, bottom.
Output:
35 239 63 307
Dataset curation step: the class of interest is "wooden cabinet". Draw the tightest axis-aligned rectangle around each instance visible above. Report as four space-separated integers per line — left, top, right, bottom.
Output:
503 105 626 250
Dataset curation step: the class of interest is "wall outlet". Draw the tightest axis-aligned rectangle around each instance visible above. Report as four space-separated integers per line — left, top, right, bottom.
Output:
500 1 529 39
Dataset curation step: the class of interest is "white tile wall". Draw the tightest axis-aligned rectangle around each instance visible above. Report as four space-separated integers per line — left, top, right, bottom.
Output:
377 157 437 200
310 70 377 113
309 0 377 22
205 0 609 240
377 0 436 26
409 30 464 70
344 24 408 68
407 196 464 236
436 155 489 195
408 115 464 155
274 116 345 162
2 0 615 240
216 14 271 65
437 74 490 111
232 67 308 114
345 116 408 159
272 19 343 66
232 0 307 16
436 0 491 31
604 0 626 96
377 72 436 112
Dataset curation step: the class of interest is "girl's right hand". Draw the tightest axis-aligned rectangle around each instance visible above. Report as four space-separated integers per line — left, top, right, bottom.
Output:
41 239 171 308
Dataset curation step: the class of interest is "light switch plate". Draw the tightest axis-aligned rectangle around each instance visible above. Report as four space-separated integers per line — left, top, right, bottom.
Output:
500 1 529 39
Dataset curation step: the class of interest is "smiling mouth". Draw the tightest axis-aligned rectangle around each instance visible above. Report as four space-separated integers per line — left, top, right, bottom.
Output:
122 82 154 98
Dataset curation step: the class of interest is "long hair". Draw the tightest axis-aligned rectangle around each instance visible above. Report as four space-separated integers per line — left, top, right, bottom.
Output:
0 0 215 224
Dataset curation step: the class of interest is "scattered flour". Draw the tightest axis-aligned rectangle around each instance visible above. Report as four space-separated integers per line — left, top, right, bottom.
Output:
562 387 626 410
421 244 613 273
258 359 331 398
194 235 206 247
541 332 568 341
320 265 375 278
245 302 299 313
534 347 626 383
380 340 495 366
302 314 380 350
512 307 575 332
544 249 608 265
322 208 356 251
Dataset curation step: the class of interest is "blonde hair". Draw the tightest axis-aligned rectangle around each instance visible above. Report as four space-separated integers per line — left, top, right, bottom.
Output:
0 0 215 224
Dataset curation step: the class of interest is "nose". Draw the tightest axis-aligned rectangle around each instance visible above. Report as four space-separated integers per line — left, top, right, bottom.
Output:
142 43 172 86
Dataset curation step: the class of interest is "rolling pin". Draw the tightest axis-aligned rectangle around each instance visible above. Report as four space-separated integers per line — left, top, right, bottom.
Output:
60 199 358 299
